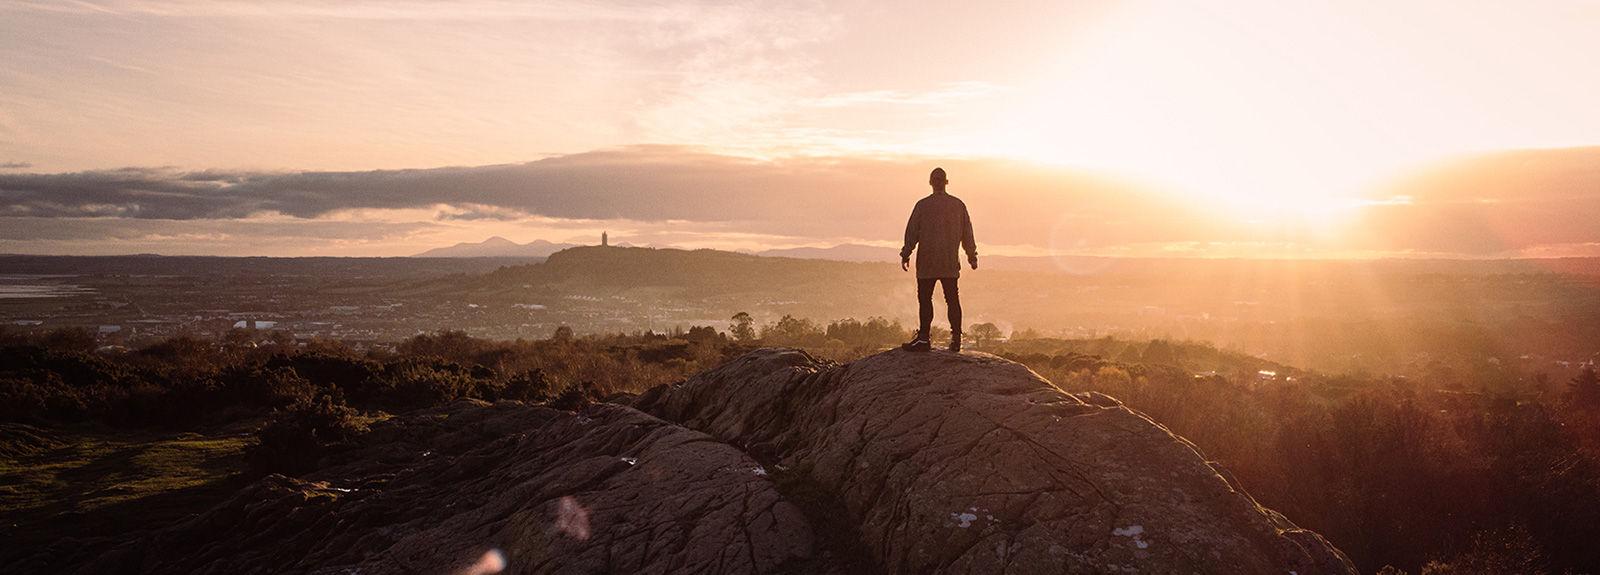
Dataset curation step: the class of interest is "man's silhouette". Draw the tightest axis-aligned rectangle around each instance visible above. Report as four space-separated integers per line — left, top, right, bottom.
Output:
900 167 977 353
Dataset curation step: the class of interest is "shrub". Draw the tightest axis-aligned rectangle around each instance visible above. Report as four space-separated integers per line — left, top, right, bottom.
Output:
248 395 368 476
498 369 552 403
548 381 600 411
218 365 321 409
382 361 477 410
398 330 487 365
264 352 381 394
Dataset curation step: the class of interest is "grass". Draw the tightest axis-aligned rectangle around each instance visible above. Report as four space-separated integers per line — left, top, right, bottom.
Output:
0 422 256 568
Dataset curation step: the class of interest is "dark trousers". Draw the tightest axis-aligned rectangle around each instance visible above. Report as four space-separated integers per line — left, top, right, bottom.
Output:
917 277 961 337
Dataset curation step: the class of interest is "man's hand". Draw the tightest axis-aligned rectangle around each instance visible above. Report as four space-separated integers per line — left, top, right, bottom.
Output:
969 254 979 270
902 257 910 272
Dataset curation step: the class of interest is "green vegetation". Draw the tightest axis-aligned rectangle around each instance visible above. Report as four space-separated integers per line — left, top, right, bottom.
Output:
3 323 1598 574
0 424 252 567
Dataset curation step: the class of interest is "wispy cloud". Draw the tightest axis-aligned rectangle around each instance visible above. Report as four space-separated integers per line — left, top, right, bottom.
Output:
807 82 1010 109
0 0 849 171
1 0 662 20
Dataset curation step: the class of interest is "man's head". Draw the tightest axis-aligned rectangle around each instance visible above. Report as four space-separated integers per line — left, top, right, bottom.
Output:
929 167 948 192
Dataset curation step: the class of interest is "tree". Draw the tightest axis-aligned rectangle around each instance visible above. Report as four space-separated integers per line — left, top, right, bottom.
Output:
1567 366 1600 408
683 325 721 343
825 316 906 348
37 327 98 352
1011 327 1044 341
551 325 574 343
729 312 756 342
969 323 1003 349
1142 339 1178 366
398 330 484 364
761 315 824 347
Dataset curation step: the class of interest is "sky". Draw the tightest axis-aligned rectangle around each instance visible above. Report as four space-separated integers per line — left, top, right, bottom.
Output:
3 0 1600 258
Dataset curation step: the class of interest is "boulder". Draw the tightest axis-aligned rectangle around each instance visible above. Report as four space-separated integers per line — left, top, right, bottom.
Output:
630 349 1357 575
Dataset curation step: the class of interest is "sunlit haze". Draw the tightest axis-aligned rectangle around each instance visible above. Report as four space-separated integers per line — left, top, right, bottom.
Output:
4 0 1600 257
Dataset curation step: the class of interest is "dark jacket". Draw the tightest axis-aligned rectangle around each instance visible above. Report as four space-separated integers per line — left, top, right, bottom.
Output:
900 191 977 279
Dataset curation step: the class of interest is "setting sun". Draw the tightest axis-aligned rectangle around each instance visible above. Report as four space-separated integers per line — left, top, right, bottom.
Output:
967 0 1600 227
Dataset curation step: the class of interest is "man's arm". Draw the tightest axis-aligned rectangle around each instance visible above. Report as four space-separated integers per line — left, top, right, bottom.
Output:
900 204 921 272
962 206 977 269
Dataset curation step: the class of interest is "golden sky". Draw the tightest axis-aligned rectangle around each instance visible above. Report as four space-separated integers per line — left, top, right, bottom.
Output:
3 0 1600 257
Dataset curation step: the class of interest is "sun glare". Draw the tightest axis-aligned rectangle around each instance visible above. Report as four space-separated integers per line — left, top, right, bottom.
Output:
972 2 1407 224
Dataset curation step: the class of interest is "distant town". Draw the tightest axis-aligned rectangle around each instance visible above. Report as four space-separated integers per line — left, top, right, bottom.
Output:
5 248 1600 380
0 254 729 351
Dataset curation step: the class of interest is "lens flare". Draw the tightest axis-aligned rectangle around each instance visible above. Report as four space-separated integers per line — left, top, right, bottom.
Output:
555 495 592 541
455 549 505 575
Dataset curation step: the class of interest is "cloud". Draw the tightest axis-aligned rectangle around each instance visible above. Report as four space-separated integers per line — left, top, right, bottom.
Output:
0 214 438 256
0 146 1214 249
1356 146 1600 255
807 82 1010 109
435 204 533 222
0 0 842 172
0 0 672 21
0 215 430 242
0 161 30 169
7 145 1600 257
0 167 263 218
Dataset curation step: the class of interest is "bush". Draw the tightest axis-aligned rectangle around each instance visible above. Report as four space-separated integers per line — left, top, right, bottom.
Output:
0 373 87 423
498 369 552 403
398 330 487 365
248 395 368 476
378 357 478 410
217 365 321 409
547 381 600 411
263 352 381 394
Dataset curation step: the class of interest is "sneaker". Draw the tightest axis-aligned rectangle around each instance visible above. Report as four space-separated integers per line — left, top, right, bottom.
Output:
901 334 931 352
949 334 962 353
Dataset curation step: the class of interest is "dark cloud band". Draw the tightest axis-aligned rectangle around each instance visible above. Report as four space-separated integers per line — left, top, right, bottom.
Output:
5 145 1600 256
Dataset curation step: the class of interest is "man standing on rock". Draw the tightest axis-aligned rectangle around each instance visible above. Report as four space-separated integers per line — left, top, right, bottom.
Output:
900 167 977 353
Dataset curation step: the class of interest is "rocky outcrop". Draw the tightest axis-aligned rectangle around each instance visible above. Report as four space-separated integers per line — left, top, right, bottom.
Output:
61 400 815 575
630 349 1356 575
36 349 1355 575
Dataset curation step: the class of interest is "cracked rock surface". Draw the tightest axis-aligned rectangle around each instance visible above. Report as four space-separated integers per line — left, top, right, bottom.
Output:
62 399 816 575
47 349 1355 575
631 348 1357 575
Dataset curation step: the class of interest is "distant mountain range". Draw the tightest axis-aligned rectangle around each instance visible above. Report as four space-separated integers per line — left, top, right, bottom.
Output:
752 243 900 262
412 237 582 258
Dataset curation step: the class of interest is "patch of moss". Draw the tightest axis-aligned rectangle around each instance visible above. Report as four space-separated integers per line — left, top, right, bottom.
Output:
0 426 252 567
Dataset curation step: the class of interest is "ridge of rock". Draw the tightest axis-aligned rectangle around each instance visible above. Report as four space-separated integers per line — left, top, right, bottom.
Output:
629 348 1357 575
23 350 1358 575
46 400 814 575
